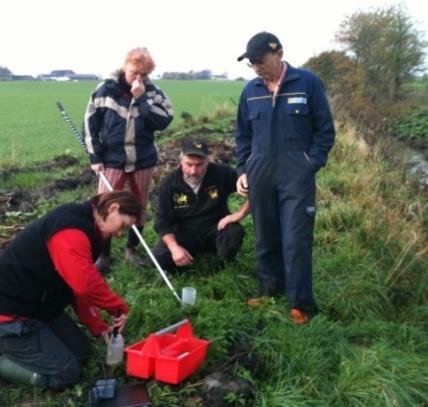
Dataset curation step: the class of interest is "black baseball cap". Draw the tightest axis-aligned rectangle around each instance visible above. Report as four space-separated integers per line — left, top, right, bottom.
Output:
237 31 282 62
181 138 209 158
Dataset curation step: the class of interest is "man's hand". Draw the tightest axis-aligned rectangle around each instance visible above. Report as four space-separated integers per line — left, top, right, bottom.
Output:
218 198 250 230
91 163 104 174
131 75 145 99
236 173 249 196
170 244 194 267
218 213 239 230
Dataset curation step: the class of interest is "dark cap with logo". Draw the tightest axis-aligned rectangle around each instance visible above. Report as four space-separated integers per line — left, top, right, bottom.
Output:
237 31 282 62
181 138 209 158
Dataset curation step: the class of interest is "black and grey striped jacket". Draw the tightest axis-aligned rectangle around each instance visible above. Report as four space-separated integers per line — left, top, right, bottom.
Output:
83 71 173 172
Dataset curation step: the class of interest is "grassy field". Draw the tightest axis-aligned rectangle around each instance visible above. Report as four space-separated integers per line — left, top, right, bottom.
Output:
0 83 427 406
391 79 428 144
404 78 428 93
0 80 244 167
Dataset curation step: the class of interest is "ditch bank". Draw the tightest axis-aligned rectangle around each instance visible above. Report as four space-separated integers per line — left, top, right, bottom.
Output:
0 136 236 248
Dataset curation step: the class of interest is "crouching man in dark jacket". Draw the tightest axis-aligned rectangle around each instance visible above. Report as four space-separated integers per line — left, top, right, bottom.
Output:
152 138 250 271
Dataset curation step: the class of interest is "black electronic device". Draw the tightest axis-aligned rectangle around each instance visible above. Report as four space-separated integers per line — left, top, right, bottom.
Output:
88 383 152 407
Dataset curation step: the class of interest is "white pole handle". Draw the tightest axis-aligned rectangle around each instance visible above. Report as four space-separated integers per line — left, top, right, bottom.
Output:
98 171 181 303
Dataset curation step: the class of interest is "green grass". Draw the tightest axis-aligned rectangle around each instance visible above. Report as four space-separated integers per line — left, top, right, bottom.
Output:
1 171 58 189
390 105 428 143
0 87 427 406
0 80 244 167
404 78 428 93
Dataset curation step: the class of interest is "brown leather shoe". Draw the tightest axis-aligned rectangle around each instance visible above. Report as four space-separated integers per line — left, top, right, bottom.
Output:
246 297 268 308
290 308 310 324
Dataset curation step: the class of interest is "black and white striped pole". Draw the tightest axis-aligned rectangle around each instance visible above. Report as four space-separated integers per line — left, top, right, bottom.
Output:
56 102 182 303
57 102 89 154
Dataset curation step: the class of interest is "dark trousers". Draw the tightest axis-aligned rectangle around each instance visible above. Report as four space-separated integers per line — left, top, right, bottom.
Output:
247 152 317 312
152 222 245 271
0 312 91 389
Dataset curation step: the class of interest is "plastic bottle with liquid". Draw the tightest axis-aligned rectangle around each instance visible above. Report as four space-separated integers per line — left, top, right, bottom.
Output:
106 327 124 365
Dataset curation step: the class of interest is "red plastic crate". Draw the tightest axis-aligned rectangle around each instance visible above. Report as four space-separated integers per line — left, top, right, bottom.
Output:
125 333 178 379
125 320 209 384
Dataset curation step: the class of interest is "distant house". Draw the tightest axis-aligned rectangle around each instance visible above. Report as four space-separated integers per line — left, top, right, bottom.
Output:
210 74 228 80
38 70 99 81
69 73 100 81
50 69 76 78
37 74 55 81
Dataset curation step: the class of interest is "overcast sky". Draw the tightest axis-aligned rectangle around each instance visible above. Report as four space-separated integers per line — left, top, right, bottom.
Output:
1 0 427 79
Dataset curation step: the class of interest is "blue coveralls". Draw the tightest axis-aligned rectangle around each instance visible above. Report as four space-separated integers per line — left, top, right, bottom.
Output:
235 63 335 312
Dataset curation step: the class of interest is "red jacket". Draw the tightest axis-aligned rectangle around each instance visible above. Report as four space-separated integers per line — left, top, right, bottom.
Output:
0 229 128 336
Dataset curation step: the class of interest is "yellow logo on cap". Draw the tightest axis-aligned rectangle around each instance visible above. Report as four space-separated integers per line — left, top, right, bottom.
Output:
268 42 278 50
194 142 202 149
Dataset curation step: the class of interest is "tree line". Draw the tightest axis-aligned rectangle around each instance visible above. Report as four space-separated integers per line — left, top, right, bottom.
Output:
303 4 427 136
0 67 12 77
161 70 213 80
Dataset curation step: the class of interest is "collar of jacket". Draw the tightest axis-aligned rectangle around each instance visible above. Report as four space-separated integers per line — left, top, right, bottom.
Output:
103 70 155 96
109 69 154 86
254 61 301 87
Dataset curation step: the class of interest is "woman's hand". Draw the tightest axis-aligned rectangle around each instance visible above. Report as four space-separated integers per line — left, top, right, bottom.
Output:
131 75 145 99
101 326 112 344
91 163 104 174
101 313 128 344
112 313 128 333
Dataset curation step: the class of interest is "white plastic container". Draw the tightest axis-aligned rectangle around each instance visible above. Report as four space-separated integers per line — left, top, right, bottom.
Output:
181 287 197 306
106 330 124 365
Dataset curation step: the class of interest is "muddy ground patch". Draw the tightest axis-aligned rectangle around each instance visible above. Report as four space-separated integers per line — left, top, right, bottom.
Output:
0 136 236 248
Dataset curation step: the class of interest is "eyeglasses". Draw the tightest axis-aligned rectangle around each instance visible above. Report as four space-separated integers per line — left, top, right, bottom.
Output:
247 52 280 68
249 56 264 65
247 53 273 67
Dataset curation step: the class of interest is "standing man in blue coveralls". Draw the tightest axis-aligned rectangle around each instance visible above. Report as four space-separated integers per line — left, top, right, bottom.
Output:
235 32 335 324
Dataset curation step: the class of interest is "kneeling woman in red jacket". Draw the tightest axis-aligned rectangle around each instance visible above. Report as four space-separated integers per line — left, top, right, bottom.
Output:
0 191 140 389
